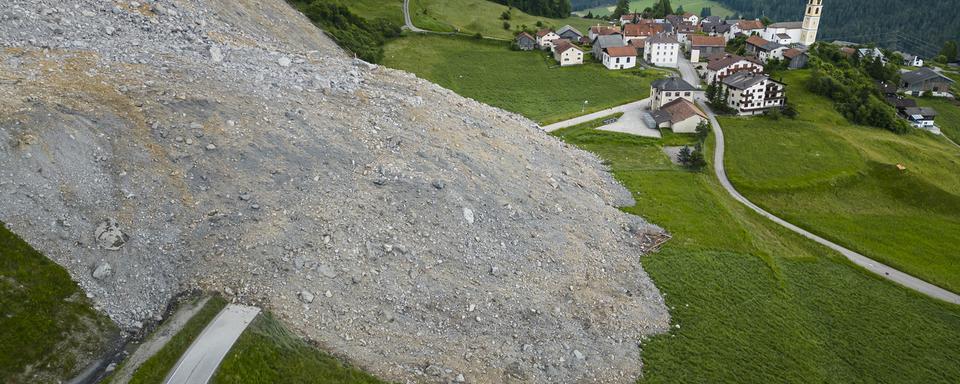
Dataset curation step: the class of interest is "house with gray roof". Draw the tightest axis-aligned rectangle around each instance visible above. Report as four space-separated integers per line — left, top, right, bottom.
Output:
556 25 584 42
720 72 786 115
650 77 701 110
515 32 535 51
592 35 626 61
900 67 956 95
901 107 938 128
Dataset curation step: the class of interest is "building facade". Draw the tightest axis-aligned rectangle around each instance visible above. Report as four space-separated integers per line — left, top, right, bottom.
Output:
721 72 786 115
800 0 823 46
602 46 637 70
650 77 700 110
644 33 681 68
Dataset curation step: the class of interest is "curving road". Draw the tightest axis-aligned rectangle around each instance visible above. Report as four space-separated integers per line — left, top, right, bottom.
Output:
687 63 960 304
164 304 261 384
401 0 424 33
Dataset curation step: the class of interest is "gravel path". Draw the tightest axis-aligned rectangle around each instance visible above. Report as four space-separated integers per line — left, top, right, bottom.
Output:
164 305 261 384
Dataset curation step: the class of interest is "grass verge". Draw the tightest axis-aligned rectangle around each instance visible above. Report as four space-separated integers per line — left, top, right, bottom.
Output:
127 296 228 384
213 313 386 384
0 223 117 383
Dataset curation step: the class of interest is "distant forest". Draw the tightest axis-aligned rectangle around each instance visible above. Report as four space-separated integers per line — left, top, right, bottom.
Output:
570 0 959 57
490 0 572 18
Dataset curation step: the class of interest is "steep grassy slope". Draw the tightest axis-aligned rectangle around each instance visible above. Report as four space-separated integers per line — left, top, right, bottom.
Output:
552 112 960 384
383 34 659 124
410 0 599 39
0 223 118 383
722 70 960 293
575 0 734 17
914 97 960 144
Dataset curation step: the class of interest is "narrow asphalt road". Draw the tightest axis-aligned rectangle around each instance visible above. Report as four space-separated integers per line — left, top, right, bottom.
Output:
164 304 261 384
401 0 424 32
541 99 650 132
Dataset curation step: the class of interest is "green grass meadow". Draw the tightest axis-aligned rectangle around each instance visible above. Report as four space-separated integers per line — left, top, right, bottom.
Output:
575 0 734 18
213 313 385 384
914 96 960 144
721 70 960 293
384 34 658 124
552 102 960 383
410 0 601 40
0 223 118 383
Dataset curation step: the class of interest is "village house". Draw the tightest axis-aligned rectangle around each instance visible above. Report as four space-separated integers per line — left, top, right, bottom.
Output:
902 107 937 128
681 12 700 25
651 98 708 133
536 29 561 50
515 32 535 51
593 35 627 61
700 19 732 39
746 35 787 62
556 25 584 42
689 35 726 62
720 72 786 115
900 67 956 95
856 47 887 64
783 48 809 69
553 41 584 66
761 22 803 44
589 25 622 42
602 46 637 70
620 13 642 25
622 23 664 44
674 23 698 46
644 33 681 68
899 53 923 67
731 19 765 38
703 53 764 84
650 77 700 110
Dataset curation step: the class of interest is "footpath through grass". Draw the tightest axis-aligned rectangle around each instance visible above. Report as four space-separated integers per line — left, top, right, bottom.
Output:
127 296 228 384
0 223 117 383
722 70 960 293
213 313 386 384
552 113 960 383
384 34 658 124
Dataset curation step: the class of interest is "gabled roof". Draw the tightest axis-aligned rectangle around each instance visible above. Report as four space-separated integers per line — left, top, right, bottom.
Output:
690 35 726 47
590 25 621 35
536 28 555 38
659 98 707 124
706 54 763 71
783 48 806 59
701 16 723 25
701 22 731 34
556 25 583 37
901 67 956 84
516 32 535 42
623 23 664 37
652 77 698 92
746 35 769 48
722 71 772 89
645 33 679 45
554 41 582 55
768 21 802 29
736 19 764 30
903 107 937 118
605 46 637 57
595 34 627 48
776 33 791 40
682 13 696 19
885 96 917 109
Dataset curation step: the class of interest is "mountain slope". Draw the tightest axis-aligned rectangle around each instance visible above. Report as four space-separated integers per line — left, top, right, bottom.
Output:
0 0 669 382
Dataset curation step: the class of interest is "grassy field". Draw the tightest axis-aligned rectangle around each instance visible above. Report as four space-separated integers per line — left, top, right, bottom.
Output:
914 96 960 144
410 0 600 40
721 70 960 293
552 104 960 383
213 313 385 384
0 223 118 383
127 296 228 384
339 0 405 27
575 0 734 18
383 34 659 124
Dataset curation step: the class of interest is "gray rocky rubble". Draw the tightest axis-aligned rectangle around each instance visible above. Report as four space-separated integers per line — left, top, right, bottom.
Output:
0 0 670 382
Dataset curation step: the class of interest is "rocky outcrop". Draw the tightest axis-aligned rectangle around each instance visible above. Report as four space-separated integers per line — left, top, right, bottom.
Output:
0 0 670 382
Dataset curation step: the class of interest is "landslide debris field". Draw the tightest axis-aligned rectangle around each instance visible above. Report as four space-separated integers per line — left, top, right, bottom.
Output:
0 0 670 382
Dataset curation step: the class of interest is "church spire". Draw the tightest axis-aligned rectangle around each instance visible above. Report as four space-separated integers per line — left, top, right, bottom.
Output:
800 0 823 46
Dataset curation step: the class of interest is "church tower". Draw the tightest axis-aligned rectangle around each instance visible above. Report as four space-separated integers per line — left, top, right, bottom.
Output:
800 0 823 46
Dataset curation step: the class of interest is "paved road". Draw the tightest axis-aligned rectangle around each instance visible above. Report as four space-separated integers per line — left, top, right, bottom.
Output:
164 305 261 384
401 0 424 32
541 99 651 132
677 57 701 88
596 98 661 137
696 97 960 305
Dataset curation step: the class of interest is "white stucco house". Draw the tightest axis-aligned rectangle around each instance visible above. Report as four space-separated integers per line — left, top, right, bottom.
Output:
644 33 680 68
720 72 786 115
602 46 637 70
650 98 708 133
553 42 584 66
650 77 701 110
536 29 561 50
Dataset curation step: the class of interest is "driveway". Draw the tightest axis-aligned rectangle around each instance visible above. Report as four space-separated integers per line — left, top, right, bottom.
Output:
541 98 651 132
596 98 661 138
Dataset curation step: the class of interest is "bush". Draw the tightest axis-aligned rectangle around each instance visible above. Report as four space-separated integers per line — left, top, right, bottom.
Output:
473 32 484 40
294 0 401 64
503 21 511 30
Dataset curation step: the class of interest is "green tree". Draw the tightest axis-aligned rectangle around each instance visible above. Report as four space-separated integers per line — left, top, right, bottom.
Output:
688 144 707 169
760 16 773 26
612 0 630 19
675 5 685 15
940 40 958 63
677 146 692 165
503 21 511 30
501 10 512 20
695 120 711 143
700 7 712 17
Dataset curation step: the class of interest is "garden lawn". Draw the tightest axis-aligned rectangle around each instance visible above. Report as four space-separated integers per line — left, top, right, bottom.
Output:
410 0 599 39
721 70 960 293
213 313 385 384
552 107 960 384
383 34 659 124
0 223 117 382
575 0 734 18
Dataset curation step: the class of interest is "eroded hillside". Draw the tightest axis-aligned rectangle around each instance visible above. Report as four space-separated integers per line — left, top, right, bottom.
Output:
0 0 669 382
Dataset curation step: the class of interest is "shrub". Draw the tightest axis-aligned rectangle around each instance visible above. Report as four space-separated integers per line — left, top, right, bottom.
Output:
503 21 511 30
